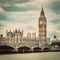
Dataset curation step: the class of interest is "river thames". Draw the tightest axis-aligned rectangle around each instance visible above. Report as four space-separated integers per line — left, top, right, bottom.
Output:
0 52 60 60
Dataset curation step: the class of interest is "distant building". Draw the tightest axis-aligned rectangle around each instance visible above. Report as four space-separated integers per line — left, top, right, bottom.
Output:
0 34 6 45
27 33 36 40
0 34 3 38
27 33 31 38
32 33 36 40
54 35 57 41
6 29 23 44
46 38 50 45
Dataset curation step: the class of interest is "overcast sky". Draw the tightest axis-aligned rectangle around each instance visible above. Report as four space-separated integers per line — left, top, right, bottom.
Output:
0 0 60 39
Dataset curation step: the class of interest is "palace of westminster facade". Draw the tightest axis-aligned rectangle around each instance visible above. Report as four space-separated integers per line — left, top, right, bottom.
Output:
0 7 49 49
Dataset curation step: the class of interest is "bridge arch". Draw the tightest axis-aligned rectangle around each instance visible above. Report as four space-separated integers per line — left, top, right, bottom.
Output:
33 47 41 52
18 46 32 53
0 45 15 54
44 47 50 52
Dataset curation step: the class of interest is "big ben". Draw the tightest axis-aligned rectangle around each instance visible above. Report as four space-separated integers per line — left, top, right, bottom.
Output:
38 6 47 48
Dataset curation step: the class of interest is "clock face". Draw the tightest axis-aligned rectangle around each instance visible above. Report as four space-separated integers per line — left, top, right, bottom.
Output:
40 21 43 24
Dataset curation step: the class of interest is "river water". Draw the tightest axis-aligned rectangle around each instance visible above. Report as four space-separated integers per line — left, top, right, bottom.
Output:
0 52 60 60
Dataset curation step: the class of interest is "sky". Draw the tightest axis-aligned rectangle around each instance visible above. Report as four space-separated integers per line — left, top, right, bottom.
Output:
0 0 60 40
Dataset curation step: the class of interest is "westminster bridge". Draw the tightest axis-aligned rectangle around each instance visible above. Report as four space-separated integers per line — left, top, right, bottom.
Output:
0 38 50 53
0 37 60 53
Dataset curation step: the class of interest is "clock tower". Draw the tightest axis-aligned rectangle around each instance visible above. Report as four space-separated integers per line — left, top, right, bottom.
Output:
38 6 47 48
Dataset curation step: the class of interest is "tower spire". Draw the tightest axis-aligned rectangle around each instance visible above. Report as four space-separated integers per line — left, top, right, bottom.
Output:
41 5 45 16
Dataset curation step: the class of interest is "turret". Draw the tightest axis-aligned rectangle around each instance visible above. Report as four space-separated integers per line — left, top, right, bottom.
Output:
22 29 23 36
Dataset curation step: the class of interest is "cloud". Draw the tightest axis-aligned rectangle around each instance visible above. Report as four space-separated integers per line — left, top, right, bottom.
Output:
55 24 60 30
0 23 4 27
47 22 60 39
50 19 60 24
0 0 60 39
0 0 32 4
57 27 60 31
48 1 60 14
0 7 4 13
0 14 7 20
0 10 39 24
15 0 32 3
26 26 36 30
2 5 39 12
0 21 5 29
0 14 14 22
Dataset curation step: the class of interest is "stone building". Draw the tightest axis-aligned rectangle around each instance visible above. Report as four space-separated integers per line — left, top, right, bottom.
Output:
6 29 23 44
0 7 48 51
38 6 47 48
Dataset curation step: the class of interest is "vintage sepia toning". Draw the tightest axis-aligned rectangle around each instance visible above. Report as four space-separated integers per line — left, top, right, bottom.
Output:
0 0 60 60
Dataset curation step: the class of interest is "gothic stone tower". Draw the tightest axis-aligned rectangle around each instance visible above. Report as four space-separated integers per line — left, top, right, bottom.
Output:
38 7 47 48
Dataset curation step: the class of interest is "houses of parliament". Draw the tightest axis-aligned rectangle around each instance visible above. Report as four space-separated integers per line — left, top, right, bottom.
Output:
0 7 50 52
